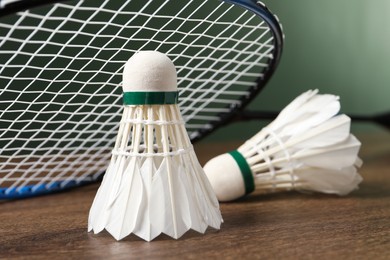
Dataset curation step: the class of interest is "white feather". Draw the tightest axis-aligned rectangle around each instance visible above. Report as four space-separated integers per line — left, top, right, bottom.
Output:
132 157 157 241
177 154 208 233
296 166 363 195
88 152 130 233
293 134 361 169
263 89 340 137
105 158 143 240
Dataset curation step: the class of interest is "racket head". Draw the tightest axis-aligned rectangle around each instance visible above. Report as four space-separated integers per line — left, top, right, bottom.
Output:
0 0 283 199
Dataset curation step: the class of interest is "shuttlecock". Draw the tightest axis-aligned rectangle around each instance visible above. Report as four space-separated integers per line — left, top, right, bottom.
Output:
88 51 222 241
204 89 363 202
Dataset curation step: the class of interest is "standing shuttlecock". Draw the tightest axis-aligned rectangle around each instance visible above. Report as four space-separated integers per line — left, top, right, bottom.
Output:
204 89 363 202
88 51 222 241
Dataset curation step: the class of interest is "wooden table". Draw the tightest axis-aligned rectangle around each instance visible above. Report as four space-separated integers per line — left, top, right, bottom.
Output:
1 133 389 259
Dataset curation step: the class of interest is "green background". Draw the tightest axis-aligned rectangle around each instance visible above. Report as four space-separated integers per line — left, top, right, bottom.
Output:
202 0 390 142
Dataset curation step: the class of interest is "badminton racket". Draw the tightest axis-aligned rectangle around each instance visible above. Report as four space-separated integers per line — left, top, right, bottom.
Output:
1 0 388 200
0 0 284 199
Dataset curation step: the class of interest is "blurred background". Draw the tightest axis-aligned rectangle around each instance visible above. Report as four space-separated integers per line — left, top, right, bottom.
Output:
202 0 390 142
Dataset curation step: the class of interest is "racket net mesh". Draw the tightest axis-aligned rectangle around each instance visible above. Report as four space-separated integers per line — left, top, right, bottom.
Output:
0 0 275 195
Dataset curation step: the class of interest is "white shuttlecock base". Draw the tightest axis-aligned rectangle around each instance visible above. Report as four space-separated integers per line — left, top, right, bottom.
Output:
88 105 222 241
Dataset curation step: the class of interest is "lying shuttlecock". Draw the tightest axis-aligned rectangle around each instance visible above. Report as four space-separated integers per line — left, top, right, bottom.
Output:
88 51 222 241
204 89 363 202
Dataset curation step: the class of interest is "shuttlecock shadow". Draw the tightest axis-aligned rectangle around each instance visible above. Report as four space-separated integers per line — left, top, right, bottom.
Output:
348 181 390 199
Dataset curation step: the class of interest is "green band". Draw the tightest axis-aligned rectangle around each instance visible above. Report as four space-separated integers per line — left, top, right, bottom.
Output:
123 91 178 105
228 150 255 195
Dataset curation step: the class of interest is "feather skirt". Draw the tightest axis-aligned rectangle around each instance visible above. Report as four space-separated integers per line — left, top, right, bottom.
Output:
88 105 222 241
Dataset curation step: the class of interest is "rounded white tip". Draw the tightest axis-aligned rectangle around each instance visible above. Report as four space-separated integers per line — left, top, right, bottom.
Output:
203 153 246 202
123 51 177 92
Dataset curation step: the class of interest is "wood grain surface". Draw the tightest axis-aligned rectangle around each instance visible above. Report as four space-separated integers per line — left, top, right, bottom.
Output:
1 133 389 259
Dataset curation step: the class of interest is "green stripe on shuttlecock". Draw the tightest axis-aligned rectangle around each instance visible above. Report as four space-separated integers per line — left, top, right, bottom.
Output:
228 150 255 195
123 91 178 105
